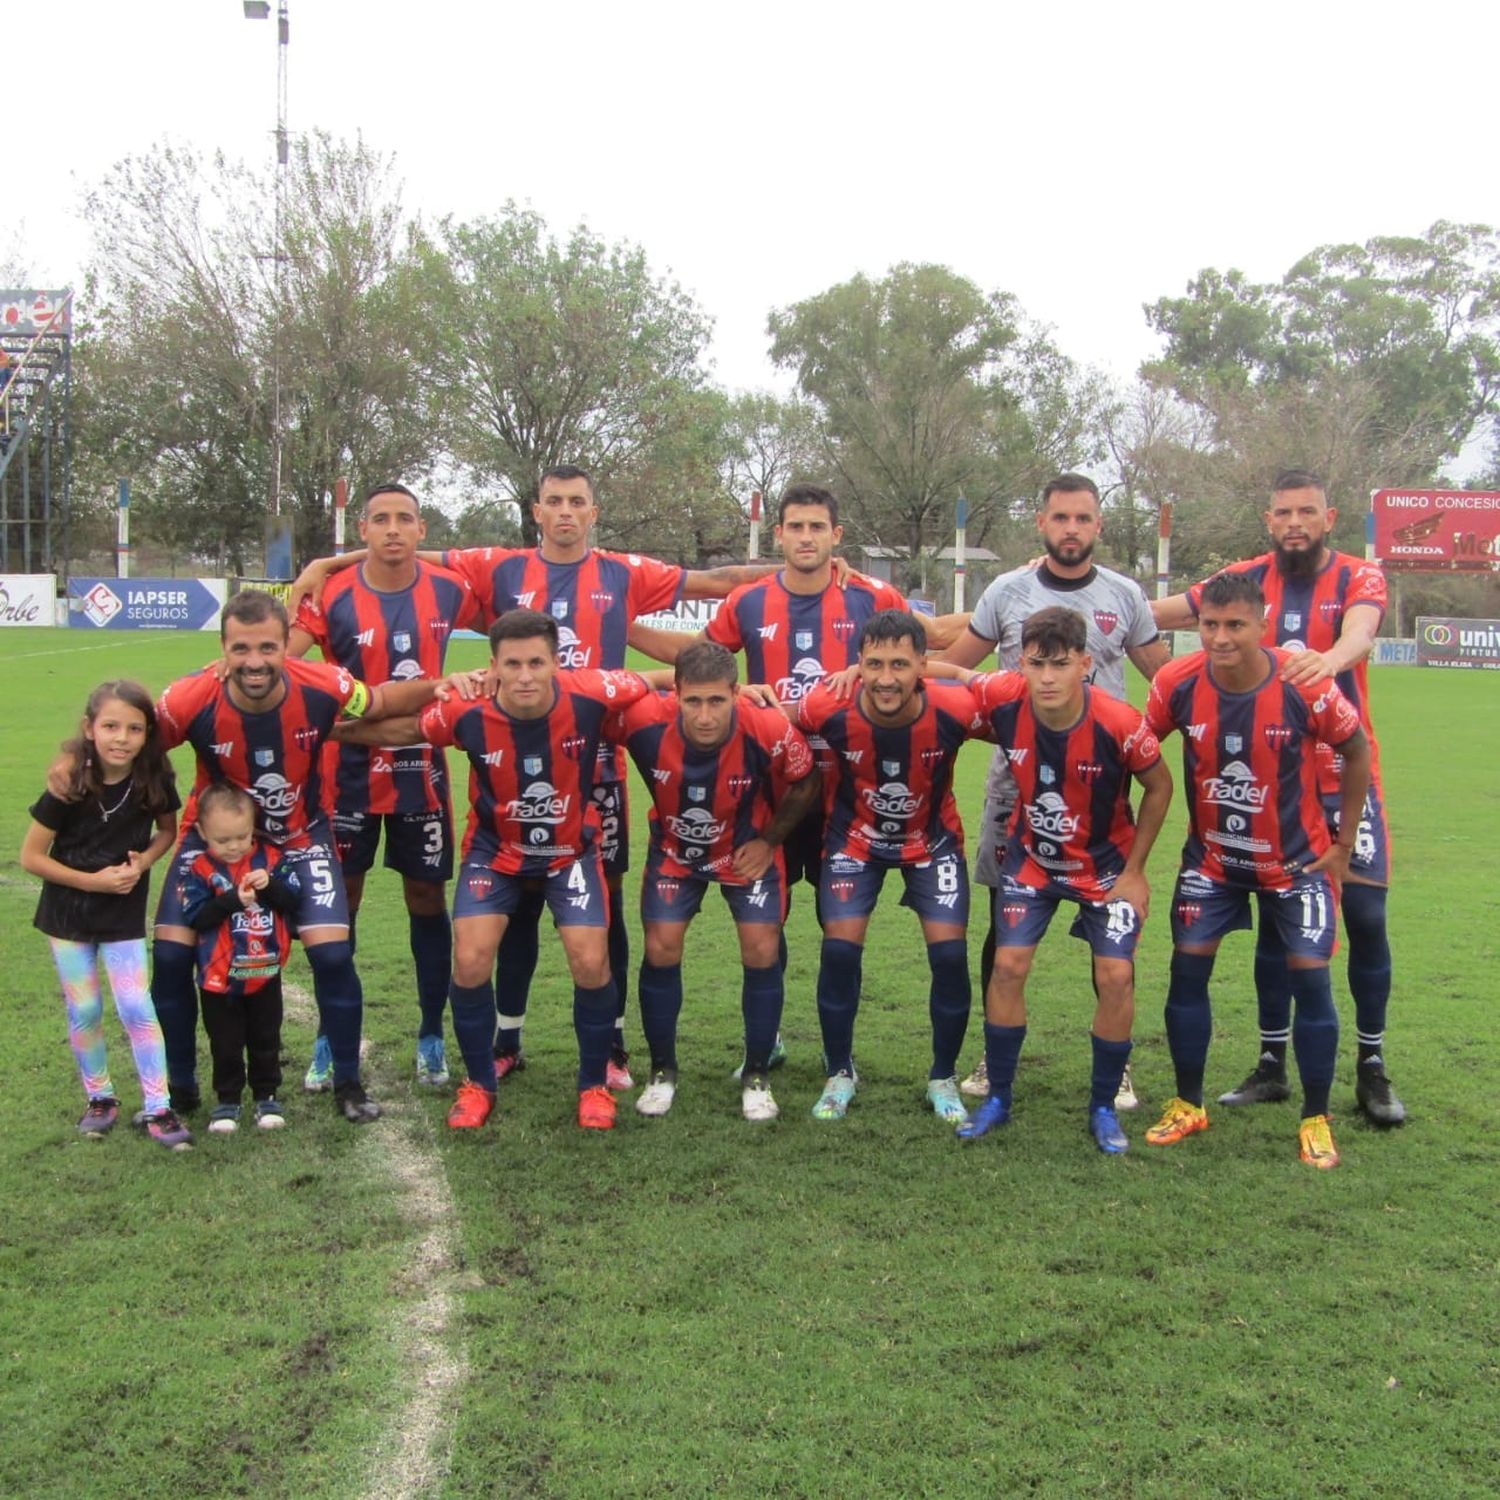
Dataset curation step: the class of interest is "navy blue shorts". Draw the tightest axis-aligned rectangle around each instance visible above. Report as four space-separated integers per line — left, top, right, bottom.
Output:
1169 867 1337 959
331 806 454 883
156 833 351 935
820 846 969 924
1321 776 1391 886
639 845 785 927
452 850 609 930
994 872 1142 960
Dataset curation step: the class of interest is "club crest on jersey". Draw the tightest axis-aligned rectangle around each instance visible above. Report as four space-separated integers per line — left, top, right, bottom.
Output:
1224 734 1243 753
293 726 318 748
832 618 856 640
254 747 275 767
393 631 412 652
429 619 451 639
688 785 707 802
882 759 901 777
1039 765 1055 785
561 735 587 760
920 746 946 768
524 756 543 775
794 630 814 650
1282 611 1302 633
551 600 568 619
728 775 755 795
1264 724 1296 748
589 591 615 611
1092 609 1119 636
1073 761 1103 785
1319 600 1341 621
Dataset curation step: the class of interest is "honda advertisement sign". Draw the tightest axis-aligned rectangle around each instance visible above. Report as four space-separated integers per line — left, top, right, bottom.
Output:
1415 616 1500 670
1372 489 1500 572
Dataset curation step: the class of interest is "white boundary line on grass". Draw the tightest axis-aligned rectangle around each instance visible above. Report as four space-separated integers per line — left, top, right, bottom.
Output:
1 639 146 661
283 981 469 1499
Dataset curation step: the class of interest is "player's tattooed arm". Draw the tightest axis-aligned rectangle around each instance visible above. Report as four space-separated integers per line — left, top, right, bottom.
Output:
1305 727 1370 881
680 563 778 599
627 621 699 663
1150 593 1196 631
1128 637 1172 682
732 770 822 881
1279 602 1381 686
1112 758 1173 921
922 612 972 652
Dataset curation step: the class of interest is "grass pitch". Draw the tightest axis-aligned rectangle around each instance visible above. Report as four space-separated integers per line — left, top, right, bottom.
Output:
1 629 1497 1498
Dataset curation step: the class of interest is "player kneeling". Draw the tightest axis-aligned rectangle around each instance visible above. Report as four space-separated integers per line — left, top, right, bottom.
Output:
615 643 821 1121
956 607 1173 1152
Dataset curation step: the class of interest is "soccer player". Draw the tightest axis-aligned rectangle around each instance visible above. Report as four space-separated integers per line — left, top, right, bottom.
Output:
954 607 1173 1152
288 483 481 1091
293 464 781 1089
337 608 654 1132
145 591 446 1124
1142 573 1371 1169
797 609 984 1123
935 473 1169 1107
1152 469 1403 1124
611 641 822 1121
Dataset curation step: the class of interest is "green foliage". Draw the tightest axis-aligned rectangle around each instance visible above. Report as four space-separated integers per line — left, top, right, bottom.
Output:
768 263 1108 588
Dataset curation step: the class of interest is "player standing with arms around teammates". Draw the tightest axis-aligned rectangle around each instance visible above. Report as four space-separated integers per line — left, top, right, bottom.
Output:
798 609 985 1124
611 641 822 1121
178 783 302 1134
145 591 446 1125
935 473 1169 1108
953 608 1173 1152
1142 573 1370 1169
289 483 481 1092
295 464 780 1090
1152 469 1403 1124
338 609 654 1132
22 681 192 1149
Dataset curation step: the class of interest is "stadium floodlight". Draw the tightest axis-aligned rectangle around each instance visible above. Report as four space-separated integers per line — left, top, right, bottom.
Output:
242 2 270 17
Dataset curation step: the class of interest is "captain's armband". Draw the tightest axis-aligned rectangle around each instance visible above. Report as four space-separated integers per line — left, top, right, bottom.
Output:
340 680 372 720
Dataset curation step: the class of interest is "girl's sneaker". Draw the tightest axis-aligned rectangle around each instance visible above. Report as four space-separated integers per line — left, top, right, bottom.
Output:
78 1097 121 1138
208 1103 242 1134
254 1098 286 1130
146 1109 194 1151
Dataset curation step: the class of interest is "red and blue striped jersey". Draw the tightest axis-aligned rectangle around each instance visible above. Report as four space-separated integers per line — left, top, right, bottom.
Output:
1144 648 1362 890
799 680 982 864
970 674 1162 902
418 669 651 875
446 544 686 786
179 842 294 995
1187 549 1385 791
294 562 479 815
156 659 369 848
705 573 908 707
612 693 816 881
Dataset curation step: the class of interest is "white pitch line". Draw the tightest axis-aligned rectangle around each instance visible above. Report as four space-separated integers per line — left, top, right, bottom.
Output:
282 981 468 1498
0 639 146 661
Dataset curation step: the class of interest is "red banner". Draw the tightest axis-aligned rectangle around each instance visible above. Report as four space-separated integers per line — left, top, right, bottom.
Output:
1372 489 1500 572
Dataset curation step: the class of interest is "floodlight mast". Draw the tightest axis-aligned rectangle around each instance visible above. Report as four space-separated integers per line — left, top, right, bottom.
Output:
243 0 289 522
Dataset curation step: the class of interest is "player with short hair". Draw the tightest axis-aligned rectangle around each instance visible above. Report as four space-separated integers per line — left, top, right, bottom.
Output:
145 589 444 1125
1152 469 1402 1124
1142 573 1371 1169
936 473 1169 1107
288 482 481 1091
611 640 822 1121
955 606 1173 1153
338 608 654 1132
798 609 985 1123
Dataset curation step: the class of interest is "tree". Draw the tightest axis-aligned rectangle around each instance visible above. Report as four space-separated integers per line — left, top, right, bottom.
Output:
410 206 717 550
78 134 440 573
1136 221 1500 579
768 263 1108 589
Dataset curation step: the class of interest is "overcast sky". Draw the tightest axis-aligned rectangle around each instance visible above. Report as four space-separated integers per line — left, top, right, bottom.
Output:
9 0 1496 402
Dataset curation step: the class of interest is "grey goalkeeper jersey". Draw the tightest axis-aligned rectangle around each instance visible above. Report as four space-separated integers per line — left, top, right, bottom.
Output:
969 562 1159 804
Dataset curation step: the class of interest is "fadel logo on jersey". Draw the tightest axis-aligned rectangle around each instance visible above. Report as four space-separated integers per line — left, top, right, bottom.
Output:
666 806 726 845
250 772 301 821
774 657 827 702
556 625 592 670
1025 791 1081 839
1202 760 1270 809
862 782 922 817
507 781 570 824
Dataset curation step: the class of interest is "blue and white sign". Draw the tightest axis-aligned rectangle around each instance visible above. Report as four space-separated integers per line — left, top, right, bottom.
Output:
67 577 227 631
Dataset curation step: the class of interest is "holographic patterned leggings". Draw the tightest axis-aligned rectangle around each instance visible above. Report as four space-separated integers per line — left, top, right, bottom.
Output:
48 937 169 1115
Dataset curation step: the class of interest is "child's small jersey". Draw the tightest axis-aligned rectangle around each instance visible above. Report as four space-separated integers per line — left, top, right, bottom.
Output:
294 561 479 815
1144 647 1362 891
156 658 371 847
612 693 815 880
179 844 299 994
1186 549 1385 792
418 669 652 875
799 680 981 864
970 674 1162 903
705 573 908 708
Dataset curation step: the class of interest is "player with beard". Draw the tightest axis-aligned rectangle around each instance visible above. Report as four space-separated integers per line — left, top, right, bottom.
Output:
934 474 1168 1109
1152 470 1403 1125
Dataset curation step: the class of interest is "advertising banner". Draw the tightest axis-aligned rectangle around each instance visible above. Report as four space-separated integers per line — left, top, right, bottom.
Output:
0 573 55 626
1371 489 1500 571
0 289 71 336
1373 638 1417 666
635 599 723 636
1415 616 1500 670
67 578 227 631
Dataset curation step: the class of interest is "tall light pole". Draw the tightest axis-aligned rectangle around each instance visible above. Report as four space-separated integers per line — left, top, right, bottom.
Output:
243 0 288 537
